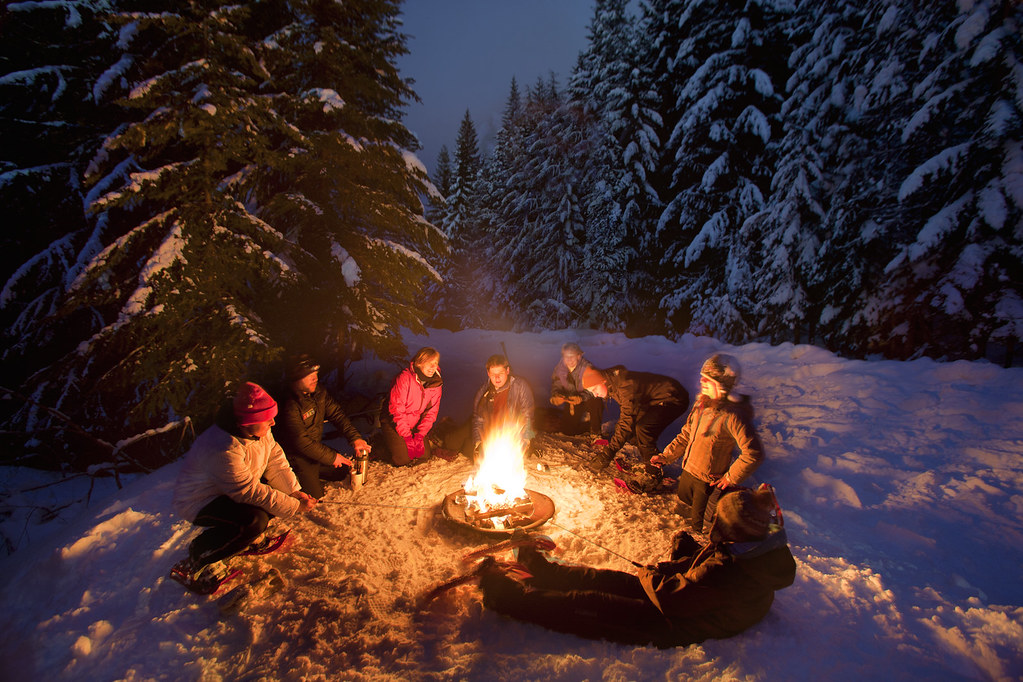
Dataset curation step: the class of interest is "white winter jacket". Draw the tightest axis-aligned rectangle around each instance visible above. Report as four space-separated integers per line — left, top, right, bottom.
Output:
173 423 302 521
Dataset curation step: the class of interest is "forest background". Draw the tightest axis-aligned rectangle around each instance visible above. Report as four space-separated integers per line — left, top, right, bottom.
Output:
0 0 1020 475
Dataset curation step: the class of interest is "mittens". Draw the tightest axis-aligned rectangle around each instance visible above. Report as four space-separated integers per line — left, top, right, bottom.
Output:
405 433 425 459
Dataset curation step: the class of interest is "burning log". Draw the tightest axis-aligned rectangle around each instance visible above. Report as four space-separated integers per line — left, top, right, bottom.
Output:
442 420 555 535
442 488 554 535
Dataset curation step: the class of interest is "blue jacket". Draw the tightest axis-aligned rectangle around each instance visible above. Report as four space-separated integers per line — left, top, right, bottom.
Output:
472 375 535 449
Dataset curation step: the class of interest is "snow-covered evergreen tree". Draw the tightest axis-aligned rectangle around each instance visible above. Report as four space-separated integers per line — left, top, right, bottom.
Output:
0 0 124 318
488 77 592 329
571 0 645 331
0 0 441 468
650 0 787 341
853 0 1022 361
443 109 482 246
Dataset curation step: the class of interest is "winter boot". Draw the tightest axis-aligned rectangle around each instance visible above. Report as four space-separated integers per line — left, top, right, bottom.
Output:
585 449 615 473
170 557 240 595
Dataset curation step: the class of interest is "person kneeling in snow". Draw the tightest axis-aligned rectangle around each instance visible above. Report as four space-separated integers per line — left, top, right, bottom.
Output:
171 382 316 592
277 354 371 495
477 486 796 648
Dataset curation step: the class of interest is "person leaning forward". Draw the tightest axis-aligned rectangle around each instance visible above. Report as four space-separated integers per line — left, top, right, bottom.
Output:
276 354 370 499
581 365 689 472
171 382 316 585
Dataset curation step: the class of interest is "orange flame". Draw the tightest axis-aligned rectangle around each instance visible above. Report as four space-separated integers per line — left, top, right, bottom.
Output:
463 420 527 512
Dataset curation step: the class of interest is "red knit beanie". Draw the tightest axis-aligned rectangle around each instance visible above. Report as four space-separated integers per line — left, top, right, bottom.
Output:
233 382 278 426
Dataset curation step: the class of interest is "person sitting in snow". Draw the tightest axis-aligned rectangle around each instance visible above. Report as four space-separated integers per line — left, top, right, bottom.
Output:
376 347 444 466
470 354 536 461
547 342 603 437
444 354 536 462
650 354 764 533
476 486 796 648
171 382 316 592
581 365 689 473
276 354 371 498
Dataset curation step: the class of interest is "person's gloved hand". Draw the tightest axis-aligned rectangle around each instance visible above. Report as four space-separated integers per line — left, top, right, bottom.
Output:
565 394 583 405
551 395 566 405
406 433 425 459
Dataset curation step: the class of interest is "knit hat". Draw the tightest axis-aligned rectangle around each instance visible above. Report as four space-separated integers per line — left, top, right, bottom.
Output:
581 367 605 391
287 354 320 382
233 382 278 426
700 354 741 393
714 488 774 542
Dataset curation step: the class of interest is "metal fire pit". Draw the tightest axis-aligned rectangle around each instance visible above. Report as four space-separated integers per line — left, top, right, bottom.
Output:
441 488 555 537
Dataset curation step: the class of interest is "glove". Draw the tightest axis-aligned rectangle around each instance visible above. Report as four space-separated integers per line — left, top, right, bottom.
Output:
405 434 425 460
565 395 583 405
550 395 566 405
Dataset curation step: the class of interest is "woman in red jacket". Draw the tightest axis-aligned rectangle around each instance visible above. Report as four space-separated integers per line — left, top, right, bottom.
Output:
379 347 443 466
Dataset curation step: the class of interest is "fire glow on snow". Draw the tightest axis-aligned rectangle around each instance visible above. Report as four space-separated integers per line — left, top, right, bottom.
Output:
1 328 1021 681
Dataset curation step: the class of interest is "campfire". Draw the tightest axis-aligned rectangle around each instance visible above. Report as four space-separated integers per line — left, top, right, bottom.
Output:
442 421 555 535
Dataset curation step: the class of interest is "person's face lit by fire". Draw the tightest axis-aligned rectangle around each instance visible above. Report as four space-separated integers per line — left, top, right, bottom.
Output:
562 351 581 372
295 369 318 394
700 374 724 400
488 364 511 391
241 417 275 439
417 356 440 378
587 380 608 399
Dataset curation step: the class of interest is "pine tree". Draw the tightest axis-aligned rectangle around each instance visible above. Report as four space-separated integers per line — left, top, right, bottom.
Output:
0 0 441 469
650 0 786 341
444 109 482 245
854 0 1023 361
0 0 125 321
572 0 644 331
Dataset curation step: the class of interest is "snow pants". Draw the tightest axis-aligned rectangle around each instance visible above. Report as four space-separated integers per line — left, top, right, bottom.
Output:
377 422 433 467
190 495 270 567
288 453 350 499
556 397 604 436
480 554 678 647
676 470 733 533
631 401 687 460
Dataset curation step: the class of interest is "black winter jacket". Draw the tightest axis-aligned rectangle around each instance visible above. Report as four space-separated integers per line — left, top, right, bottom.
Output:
276 385 363 466
602 366 689 453
638 528 797 646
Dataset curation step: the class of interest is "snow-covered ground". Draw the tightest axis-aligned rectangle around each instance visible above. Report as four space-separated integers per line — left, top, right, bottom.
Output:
1 328 1021 681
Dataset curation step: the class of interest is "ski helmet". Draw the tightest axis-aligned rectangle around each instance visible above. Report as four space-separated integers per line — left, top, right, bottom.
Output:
700 354 741 393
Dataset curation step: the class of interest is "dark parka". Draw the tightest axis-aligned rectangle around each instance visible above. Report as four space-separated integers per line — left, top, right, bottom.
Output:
638 528 796 646
277 384 364 467
602 366 689 454
480 527 796 648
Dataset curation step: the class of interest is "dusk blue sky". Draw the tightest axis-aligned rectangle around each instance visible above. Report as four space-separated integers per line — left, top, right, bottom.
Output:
397 0 595 175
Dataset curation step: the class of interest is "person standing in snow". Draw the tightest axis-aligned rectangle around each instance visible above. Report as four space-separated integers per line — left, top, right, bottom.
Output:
548 342 603 437
650 354 764 533
581 365 689 472
171 382 316 590
276 354 371 498
377 347 444 466
476 486 796 647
